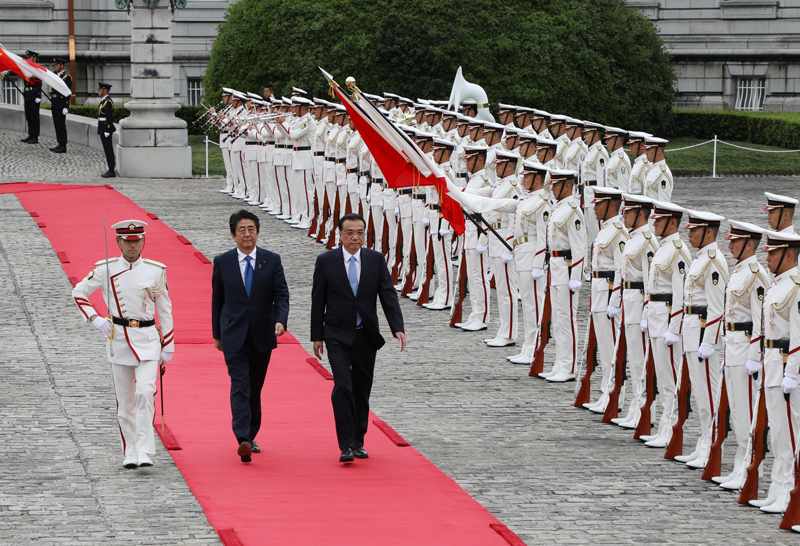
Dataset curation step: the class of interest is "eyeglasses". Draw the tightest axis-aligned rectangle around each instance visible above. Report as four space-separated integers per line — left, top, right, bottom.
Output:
342 230 365 238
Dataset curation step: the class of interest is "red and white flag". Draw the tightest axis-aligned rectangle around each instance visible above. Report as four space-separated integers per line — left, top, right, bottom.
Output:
320 67 465 235
0 44 72 97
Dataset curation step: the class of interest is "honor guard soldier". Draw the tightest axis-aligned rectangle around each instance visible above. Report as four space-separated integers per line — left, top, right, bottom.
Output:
604 127 631 192
583 187 628 412
712 220 768 489
20 50 42 144
749 230 800 513
97 82 116 178
581 121 609 247
675 209 728 469
72 220 174 469
276 96 316 229
541 169 586 382
612 194 659 428
531 109 553 140
639 201 691 447
49 57 72 153
627 131 651 196
765 192 797 234
643 136 673 202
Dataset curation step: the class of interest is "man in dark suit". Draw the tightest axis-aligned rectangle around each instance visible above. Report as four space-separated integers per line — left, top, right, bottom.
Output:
212 209 290 462
311 213 406 463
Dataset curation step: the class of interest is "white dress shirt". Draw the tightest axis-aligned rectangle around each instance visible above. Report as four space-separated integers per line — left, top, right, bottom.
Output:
237 247 258 285
342 247 362 284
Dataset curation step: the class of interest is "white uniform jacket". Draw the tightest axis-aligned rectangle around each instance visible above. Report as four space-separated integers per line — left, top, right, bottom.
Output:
547 195 587 286
682 242 729 352
725 255 769 364
590 218 628 312
763 267 800 386
620 225 660 324
644 233 691 336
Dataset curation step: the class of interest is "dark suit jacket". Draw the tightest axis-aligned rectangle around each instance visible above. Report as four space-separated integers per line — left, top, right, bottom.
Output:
212 246 290 353
310 247 404 349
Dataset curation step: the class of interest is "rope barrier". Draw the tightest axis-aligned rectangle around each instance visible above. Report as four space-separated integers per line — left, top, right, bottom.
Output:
663 139 714 153
717 140 800 154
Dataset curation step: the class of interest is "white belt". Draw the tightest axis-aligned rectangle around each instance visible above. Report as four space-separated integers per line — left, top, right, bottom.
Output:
99 117 106 121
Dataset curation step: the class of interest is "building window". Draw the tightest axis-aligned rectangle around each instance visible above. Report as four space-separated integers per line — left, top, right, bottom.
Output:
735 78 766 111
187 78 203 106
1 76 22 105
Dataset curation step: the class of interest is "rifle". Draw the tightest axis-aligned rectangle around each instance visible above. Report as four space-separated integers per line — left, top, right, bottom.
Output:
416 231 435 306
382 215 390 259
400 227 416 296
325 190 340 249
780 441 800 528
471 211 514 253
738 385 767 504
702 370 730 480
529 270 552 377
366 203 375 248
316 186 329 243
602 319 628 422
308 187 320 238
393 220 405 285
665 355 692 459
574 315 598 407
450 248 468 327
634 338 656 439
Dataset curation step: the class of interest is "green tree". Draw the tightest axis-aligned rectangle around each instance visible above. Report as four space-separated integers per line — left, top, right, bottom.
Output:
204 0 675 133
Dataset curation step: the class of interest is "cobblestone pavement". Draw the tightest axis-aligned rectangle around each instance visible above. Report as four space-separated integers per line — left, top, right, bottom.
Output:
0 129 108 179
2 129 800 544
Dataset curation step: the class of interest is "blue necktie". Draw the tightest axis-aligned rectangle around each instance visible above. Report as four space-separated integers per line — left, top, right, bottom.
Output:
349 256 361 326
244 255 253 297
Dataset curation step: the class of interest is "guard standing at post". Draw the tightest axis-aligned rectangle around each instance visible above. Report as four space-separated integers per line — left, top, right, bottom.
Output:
98 82 116 178
49 57 72 154
20 50 42 144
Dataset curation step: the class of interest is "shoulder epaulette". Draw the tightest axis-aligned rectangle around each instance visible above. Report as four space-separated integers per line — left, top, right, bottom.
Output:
443 165 450 172
708 249 717 259
95 257 119 266
643 231 652 239
673 239 682 248
750 262 760 273
613 221 623 229
481 174 488 181
793 275 800 285
143 258 167 269
661 164 667 172
568 201 578 209
618 151 625 158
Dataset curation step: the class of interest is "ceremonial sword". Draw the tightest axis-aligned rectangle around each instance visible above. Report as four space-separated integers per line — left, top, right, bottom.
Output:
103 216 114 357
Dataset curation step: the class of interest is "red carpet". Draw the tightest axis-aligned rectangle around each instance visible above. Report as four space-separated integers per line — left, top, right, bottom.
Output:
4 182 522 546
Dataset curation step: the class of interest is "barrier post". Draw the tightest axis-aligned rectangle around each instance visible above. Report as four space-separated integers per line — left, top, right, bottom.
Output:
205 136 209 178
711 135 719 178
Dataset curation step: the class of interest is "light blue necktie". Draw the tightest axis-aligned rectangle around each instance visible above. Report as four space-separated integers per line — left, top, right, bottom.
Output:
244 255 253 297
349 256 361 326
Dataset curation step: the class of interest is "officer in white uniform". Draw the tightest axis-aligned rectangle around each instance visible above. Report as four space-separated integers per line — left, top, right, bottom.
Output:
584 187 628 412
541 170 586 382
765 192 797 234
627 131 652 196
675 210 728 470
639 201 691 447
276 97 316 229
643 136 673 202
72 220 174 469
712 220 768 488
612 194 659 429
749 231 800 513
603 127 631 193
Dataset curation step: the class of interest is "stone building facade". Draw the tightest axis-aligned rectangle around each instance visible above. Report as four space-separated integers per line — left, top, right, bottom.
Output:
629 0 800 111
0 0 234 105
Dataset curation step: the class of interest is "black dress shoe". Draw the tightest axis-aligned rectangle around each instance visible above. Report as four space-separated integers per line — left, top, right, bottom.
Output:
352 447 369 459
339 448 354 463
100 170 116 178
251 439 260 453
238 441 252 463
50 145 66 153
20 136 30 143
26 137 38 144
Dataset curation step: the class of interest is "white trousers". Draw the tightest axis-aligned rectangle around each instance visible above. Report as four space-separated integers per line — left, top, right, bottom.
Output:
429 215 453 306
517 271 545 358
686 349 721 459
651 336 680 439
221 146 234 192
111 360 158 457
620 323 647 420
292 168 313 221
550 284 577 373
593 311 619 396
764 385 800 503
231 151 245 196
491 258 519 341
383 191 399 271
246 159 260 202
724 361 756 480
276 165 290 215
465 249 491 325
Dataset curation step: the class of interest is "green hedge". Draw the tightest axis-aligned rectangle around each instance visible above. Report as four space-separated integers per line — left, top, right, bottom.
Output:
59 105 208 135
667 110 800 150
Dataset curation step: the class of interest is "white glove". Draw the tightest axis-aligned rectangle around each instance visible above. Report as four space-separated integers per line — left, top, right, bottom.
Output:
569 280 582 293
366 194 371 204
720 359 725 372
104 132 110 138
606 305 621 318
476 244 487 255
746 359 761 376
35 98 41 104
378 200 384 209
62 107 68 115
356 187 360 198
697 342 715 360
422 217 430 227
531 268 545 280
92 316 112 338
501 251 513 263
159 351 174 365
663 332 680 346
781 372 797 394
439 228 450 237
639 319 648 333
394 206 400 218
